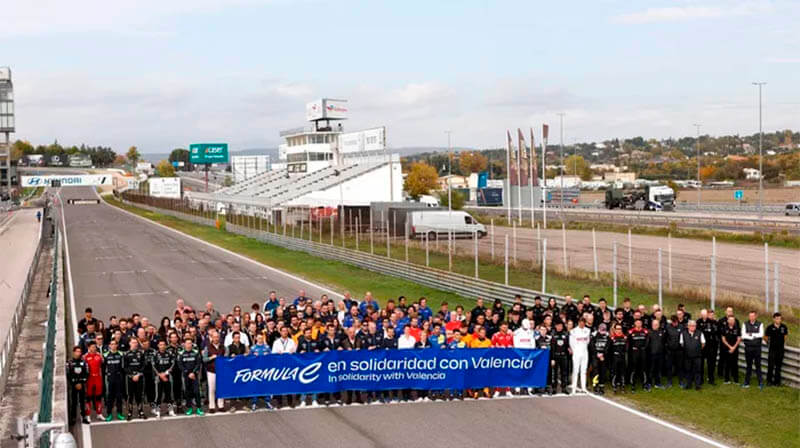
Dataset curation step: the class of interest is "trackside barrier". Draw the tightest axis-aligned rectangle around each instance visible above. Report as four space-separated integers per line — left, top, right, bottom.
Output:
38 214 60 448
0 209 45 396
120 197 800 388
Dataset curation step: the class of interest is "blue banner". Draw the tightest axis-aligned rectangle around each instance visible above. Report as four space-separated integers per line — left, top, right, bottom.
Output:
215 348 549 398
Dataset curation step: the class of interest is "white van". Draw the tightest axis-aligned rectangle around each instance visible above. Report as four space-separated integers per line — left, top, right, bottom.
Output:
409 210 486 239
785 202 800 217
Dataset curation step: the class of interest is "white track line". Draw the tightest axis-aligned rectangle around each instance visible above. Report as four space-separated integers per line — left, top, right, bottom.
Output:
588 394 729 448
57 191 92 448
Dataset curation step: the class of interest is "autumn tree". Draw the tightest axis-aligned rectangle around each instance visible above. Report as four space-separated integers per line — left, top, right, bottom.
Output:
404 162 439 199
155 159 175 177
126 146 141 167
458 151 488 175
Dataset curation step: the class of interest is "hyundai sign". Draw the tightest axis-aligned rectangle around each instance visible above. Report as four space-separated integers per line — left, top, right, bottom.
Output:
21 175 111 187
189 143 229 164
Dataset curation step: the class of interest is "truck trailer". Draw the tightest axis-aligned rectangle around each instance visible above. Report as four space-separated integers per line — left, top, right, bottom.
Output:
604 185 675 211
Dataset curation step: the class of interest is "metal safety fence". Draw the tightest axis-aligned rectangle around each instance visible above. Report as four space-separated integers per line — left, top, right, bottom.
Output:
37 213 59 448
0 210 45 396
119 195 799 387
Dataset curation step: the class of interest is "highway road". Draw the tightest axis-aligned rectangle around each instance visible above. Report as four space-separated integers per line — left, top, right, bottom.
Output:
58 186 725 448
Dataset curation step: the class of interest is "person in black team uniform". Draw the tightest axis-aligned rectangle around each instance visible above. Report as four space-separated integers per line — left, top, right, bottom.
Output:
741 310 764 390
627 319 648 393
140 338 157 414
380 327 398 403
104 339 126 421
716 307 738 379
590 323 610 395
166 332 183 412
664 315 684 388
697 309 719 385
67 346 90 426
550 321 569 394
680 320 705 390
609 323 628 393
720 316 741 384
124 338 146 420
646 319 666 389
152 339 176 417
765 312 788 387
179 338 204 415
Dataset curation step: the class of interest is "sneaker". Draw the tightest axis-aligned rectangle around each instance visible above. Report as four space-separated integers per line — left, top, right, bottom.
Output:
723 381 731 385
265 402 274 410
741 383 750 389
105 414 113 422
185 407 194 416
299 401 307 408
139 411 146 420
116 413 125 421
515 387 521 394
251 403 257 412
493 391 500 398
155 408 161 419
127 412 133 421
168 406 176 417
311 400 318 407
759 383 764 391
150 404 157 416
82 417 91 425
196 408 204 416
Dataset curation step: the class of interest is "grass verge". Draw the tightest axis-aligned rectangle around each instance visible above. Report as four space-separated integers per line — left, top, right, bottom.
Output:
471 212 800 249
106 196 800 448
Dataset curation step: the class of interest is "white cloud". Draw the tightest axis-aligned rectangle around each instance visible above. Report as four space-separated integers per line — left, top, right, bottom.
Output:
614 1 772 24
766 57 800 63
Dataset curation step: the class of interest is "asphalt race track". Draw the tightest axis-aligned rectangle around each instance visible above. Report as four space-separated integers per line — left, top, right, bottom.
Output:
90 396 715 448
58 187 722 448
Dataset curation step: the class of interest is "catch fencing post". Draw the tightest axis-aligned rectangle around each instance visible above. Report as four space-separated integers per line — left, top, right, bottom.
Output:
474 231 479 279
658 248 663 309
404 229 409 263
613 241 618 308
668 233 673 290
300 217 304 240
627 228 632 282
512 221 517 266
369 217 374 254
425 233 429 266
541 238 547 292
320 212 323 243
592 228 598 279
283 213 286 236
773 261 779 313
562 222 568 274
764 242 769 310
330 215 334 245
448 228 452 271
356 217 360 251
710 236 717 310
386 216 390 258
504 234 509 285
490 219 495 260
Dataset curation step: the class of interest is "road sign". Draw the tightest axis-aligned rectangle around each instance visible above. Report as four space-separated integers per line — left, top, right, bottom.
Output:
734 190 743 200
189 143 228 164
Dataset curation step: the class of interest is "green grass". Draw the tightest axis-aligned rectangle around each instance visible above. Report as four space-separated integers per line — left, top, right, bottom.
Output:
21 187 44 200
615 384 799 448
471 212 800 249
107 195 800 448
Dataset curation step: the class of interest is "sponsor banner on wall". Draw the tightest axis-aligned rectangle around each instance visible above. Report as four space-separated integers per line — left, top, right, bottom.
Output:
215 348 549 398
338 127 386 153
21 175 111 187
149 177 181 199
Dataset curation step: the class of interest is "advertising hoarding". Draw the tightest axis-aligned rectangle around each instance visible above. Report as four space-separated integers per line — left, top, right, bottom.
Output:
190 143 229 164
21 175 112 187
148 177 181 199
306 99 348 121
338 127 386 153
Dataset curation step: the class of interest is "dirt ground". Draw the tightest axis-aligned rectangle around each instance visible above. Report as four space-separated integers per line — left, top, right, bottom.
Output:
445 225 800 307
581 187 800 204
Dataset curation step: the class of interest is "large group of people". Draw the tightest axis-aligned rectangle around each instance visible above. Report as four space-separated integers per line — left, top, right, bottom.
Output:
66 290 789 426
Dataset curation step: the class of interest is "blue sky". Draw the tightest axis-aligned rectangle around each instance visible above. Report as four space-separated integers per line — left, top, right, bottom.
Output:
3 0 798 153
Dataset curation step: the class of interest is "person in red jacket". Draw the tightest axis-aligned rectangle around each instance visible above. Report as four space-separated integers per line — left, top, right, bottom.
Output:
83 341 104 420
491 322 514 397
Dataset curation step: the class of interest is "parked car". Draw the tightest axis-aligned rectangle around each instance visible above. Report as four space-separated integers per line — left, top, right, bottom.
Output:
785 202 800 217
409 210 486 239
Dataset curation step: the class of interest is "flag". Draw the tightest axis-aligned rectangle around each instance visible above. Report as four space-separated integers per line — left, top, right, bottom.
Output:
543 124 549 141
530 127 538 187
517 128 528 186
507 130 518 186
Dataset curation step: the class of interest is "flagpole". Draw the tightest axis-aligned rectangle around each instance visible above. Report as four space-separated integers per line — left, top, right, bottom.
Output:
505 130 511 225
516 129 523 225
542 124 548 229
529 128 535 227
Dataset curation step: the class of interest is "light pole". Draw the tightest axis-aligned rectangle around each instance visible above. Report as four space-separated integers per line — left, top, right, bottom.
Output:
445 130 452 212
693 123 701 207
558 112 565 211
752 82 766 221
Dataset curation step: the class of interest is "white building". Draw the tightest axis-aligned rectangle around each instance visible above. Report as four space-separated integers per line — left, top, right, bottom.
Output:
743 168 761 180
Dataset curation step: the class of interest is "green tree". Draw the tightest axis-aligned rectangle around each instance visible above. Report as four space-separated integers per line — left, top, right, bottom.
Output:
437 190 465 210
126 146 141 167
563 154 592 180
168 148 191 171
155 159 175 177
404 162 439 199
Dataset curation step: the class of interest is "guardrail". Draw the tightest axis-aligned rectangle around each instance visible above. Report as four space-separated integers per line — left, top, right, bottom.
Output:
121 197 800 388
0 209 45 396
38 215 60 448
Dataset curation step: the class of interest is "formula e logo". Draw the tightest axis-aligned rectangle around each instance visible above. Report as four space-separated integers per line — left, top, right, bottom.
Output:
232 362 322 385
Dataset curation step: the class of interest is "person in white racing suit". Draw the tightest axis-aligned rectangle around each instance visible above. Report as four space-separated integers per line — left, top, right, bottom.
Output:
512 319 538 394
569 317 592 393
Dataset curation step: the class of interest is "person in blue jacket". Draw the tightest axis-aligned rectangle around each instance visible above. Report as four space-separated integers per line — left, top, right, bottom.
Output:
248 333 273 410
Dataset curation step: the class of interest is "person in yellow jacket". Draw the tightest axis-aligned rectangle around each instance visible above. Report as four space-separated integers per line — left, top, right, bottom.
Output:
469 327 492 398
